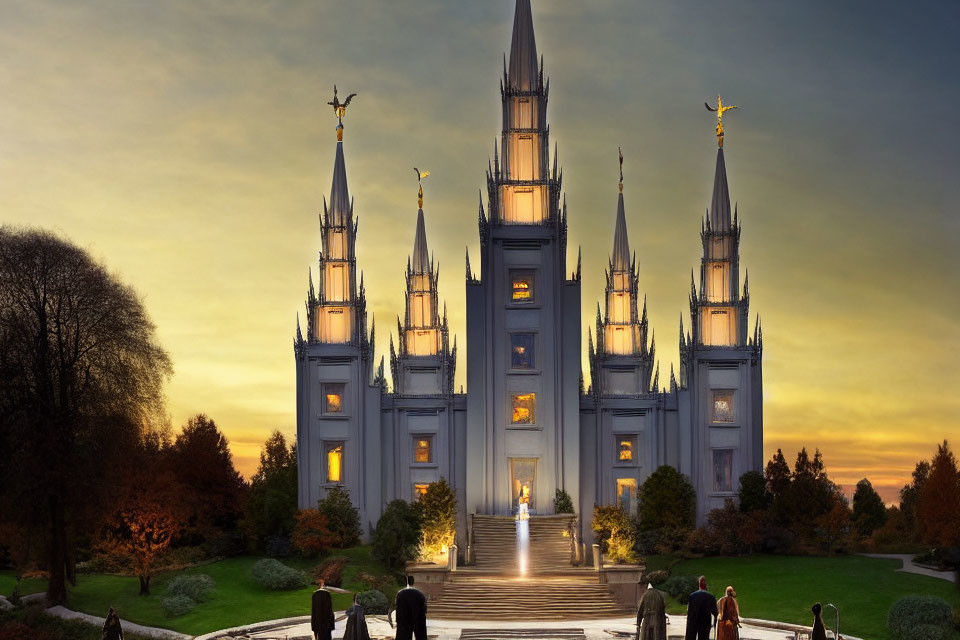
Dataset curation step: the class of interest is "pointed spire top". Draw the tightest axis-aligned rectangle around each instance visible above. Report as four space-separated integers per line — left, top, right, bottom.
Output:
709 147 732 231
618 146 624 193
411 208 430 275
328 136 351 226
507 0 539 91
611 190 630 272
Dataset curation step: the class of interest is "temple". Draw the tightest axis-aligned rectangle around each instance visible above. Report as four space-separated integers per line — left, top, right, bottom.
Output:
294 0 763 549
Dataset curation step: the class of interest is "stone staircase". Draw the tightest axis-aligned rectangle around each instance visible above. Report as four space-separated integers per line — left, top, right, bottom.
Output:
426 514 633 621
471 514 575 574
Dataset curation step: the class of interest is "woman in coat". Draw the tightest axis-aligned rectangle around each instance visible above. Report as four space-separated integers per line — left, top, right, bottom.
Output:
341 594 371 640
715 586 740 640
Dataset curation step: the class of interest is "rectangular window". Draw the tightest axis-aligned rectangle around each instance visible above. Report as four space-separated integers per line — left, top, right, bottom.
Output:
414 483 429 499
326 442 344 483
510 270 535 302
617 435 638 462
413 435 433 464
616 478 637 514
323 383 345 414
712 390 735 423
511 393 536 425
510 333 536 369
713 449 733 492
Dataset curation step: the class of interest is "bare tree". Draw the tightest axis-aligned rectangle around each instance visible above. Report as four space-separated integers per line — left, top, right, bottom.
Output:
0 227 171 605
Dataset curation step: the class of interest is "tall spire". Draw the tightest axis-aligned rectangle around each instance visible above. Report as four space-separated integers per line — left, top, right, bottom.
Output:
507 0 539 91
612 194 630 272
326 86 356 227
709 148 731 231
411 209 430 275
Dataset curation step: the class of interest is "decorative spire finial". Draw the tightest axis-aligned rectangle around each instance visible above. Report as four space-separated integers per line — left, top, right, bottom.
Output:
618 146 624 193
414 168 430 209
328 85 357 142
705 95 738 148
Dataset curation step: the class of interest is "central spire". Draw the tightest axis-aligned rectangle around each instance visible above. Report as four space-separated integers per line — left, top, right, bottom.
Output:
709 148 731 231
508 0 539 91
612 193 630 272
328 142 351 226
411 209 430 275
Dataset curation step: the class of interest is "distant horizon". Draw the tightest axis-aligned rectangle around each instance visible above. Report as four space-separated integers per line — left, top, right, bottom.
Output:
1 0 957 504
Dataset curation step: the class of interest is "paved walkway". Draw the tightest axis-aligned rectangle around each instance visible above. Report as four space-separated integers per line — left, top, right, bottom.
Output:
861 553 958 582
45 605 191 639
203 613 859 640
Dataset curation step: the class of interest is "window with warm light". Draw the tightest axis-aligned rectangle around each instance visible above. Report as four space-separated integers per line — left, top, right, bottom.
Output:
713 449 733 492
510 271 535 302
616 478 637 513
617 435 638 462
414 483 429 499
712 390 735 423
323 383 345 414
413 435 433 464
511 393 536 425
326 442 344 483
510 333 536 369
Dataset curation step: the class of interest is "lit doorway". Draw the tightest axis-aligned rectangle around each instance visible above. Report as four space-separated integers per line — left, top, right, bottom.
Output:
510 458 537 514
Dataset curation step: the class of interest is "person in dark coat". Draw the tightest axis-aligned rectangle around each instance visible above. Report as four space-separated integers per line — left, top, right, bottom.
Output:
101 607 123 640
312 578 336 640
394 575 428 640
341 593 371 640
636 583 667 640
684 576 717 640
811 602 828 640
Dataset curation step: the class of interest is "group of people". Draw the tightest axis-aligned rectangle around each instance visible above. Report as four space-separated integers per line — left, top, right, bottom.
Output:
311 575 428 640
636 576 830 640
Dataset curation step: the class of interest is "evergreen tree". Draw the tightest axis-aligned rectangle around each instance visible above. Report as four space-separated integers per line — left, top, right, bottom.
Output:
899 460 930 538
852 478 887 535
917 441 960 547
764 449 791 497
372 500 422 569
419 479 457 558
317 485 362 549
738 470 770 512
244 431 298 550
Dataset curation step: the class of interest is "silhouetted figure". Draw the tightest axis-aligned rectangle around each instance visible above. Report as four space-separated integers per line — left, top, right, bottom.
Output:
101 607 123 640
312 579 336 640
394 575 428 640
636 583 667 640
811 602 828 640
684 576 717 640
716 586 740 640
341 594 371 640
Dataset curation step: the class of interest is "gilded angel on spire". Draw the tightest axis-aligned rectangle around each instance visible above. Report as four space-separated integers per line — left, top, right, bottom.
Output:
328 85 357 140
705 95 738 147
414 168 430 208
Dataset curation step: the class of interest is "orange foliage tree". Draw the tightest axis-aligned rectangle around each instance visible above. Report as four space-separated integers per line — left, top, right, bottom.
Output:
291 509 335 557
102 497 178 595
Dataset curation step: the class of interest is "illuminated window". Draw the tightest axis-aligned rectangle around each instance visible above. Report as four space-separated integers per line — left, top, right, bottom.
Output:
414 483 429 499
713 449 733 492
617 435 637 462
510 333 536 369
616 478 637 513
511 393 536 425
326 442 344 483
712 390 735 423
323 383 345 413
414 435 433 464
510 271 535 302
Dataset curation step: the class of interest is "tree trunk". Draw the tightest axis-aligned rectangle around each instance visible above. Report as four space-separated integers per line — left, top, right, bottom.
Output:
46 495 68 606
139 575 151 596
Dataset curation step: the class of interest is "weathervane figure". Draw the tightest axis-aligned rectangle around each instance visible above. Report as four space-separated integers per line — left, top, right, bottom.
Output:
705 95 738 147
328 85 357 141
618 146 624 193
414 167 430 208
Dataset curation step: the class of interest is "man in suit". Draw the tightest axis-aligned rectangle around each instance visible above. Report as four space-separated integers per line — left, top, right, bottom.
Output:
312 578 336 640
394 575 428 640
684 576 717 640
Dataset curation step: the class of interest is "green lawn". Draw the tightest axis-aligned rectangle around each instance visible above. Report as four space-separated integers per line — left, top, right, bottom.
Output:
0 572 48 598
659 555 959 640
7 546 397 637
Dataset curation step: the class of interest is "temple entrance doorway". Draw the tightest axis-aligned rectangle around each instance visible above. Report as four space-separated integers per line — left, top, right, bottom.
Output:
509 457 537 514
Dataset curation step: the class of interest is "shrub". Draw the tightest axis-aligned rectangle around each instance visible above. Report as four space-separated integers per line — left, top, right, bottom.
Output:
661 575 700 604
157 545 208 570
206 531 245 558
317 486 362 549
591 505 639 564
314 555 350 587
888 595 954 640
251 558 308 590
166 574 216 603
637 467 696 554
644 569 669 587
161 594 197 617
355 571 396 592
373 500 422 569
554 489 575 514
357 589 390 614
419 479 457 559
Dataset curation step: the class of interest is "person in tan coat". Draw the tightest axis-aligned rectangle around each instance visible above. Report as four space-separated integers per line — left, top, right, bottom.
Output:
716 586 741 640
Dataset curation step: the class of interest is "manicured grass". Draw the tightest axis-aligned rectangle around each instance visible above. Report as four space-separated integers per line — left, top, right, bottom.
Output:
0 571 47 598
61 546 398 636
659 554 959 640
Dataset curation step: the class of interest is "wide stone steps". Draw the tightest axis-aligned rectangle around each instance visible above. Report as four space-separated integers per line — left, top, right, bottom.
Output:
471 515 575 571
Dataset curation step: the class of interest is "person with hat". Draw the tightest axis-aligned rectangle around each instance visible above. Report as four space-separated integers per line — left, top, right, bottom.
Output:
715 585 741 640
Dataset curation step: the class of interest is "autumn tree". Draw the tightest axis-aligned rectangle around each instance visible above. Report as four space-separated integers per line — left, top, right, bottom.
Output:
917 440 960 547
291 509 335 557
0 228 171 605
102 499 178 595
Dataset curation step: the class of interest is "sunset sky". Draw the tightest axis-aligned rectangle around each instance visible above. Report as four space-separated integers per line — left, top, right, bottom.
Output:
1 0 957 502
